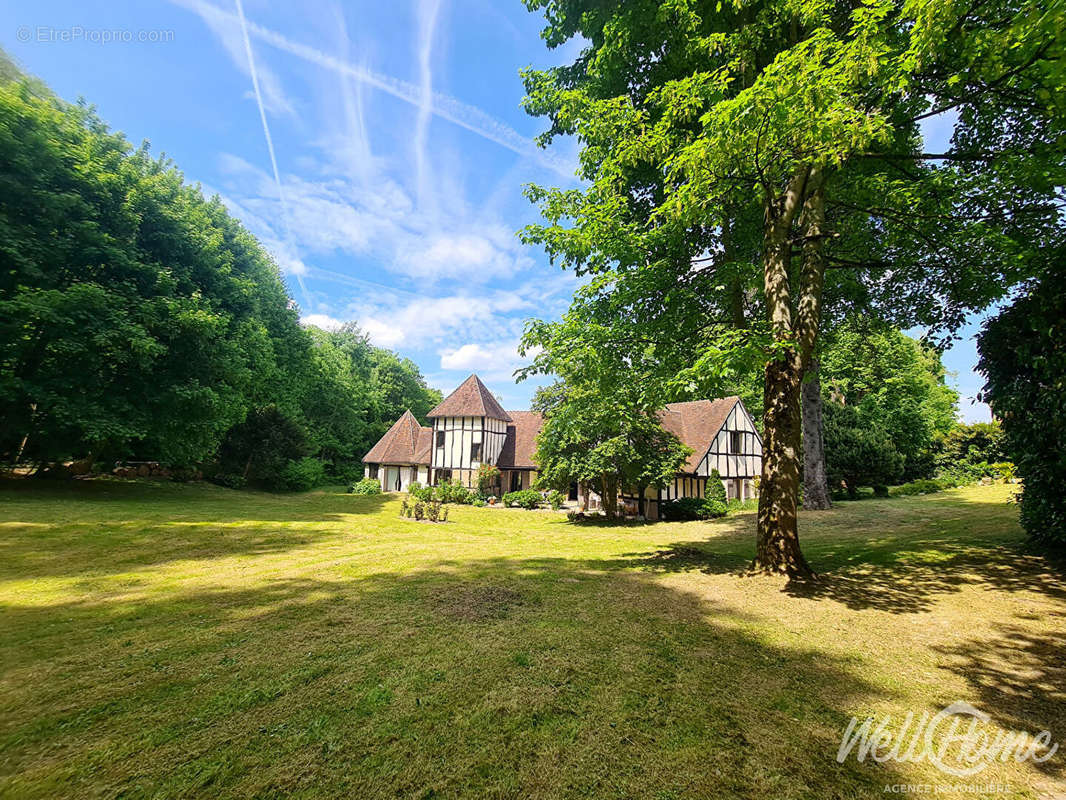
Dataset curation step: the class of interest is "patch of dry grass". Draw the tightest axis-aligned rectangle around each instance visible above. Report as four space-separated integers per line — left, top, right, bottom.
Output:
0 480 1062 798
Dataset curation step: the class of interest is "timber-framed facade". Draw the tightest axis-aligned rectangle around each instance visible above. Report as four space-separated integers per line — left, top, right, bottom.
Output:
363 374 763 519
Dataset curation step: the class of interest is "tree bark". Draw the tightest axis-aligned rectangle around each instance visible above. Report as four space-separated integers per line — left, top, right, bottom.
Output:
754 166 814 579
801 359 832 509
797 166 831 511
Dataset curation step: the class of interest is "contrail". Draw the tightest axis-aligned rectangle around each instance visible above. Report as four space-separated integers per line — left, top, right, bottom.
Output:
415 0 443 210
232 0 311 306
173 0 574 178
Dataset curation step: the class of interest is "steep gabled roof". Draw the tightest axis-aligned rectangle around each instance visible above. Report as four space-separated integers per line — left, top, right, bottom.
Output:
658 397 740 473
363 410 433 465
427 374 512 421
497 411 543 469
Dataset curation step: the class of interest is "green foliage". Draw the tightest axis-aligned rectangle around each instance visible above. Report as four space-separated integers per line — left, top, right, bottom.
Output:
435 478 476 505
210 473 246 491
0 79 442 486
215 407 308 490
408 481 435 503
991 462 1017 483
936 423 1006 475
545 489 564 510
660 497 727 521
820 321 959 481
823 402 904 498
348 478 382 496
277 458 326 492
530 381 691 518
706 471 727 505
891 476 964 497
979 266 1066 546
503 490 543 510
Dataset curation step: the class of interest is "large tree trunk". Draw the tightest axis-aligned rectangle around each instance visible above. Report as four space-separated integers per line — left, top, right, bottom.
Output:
600 472 619 518
801 359 832 510
797 167 830 511
757 354 810 576
753 167 814 579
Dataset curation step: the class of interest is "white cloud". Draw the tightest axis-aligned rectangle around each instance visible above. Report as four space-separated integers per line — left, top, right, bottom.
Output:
300 313 344 331
214 151 535 285
440 340 541 372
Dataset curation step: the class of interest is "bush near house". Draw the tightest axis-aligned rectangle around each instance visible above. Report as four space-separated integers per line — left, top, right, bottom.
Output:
347 478 381 495
476 464 501 496
660 497 728 521
503 490 544 510
545 489 565 510
434 479 477 505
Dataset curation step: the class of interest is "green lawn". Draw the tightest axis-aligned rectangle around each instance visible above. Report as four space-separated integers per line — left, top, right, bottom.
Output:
1 480 1062 799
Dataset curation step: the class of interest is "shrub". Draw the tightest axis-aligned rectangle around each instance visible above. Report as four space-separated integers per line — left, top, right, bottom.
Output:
426 501 440 522
980 269 1066 545
503 489 543 510
660 496 727 521
348 477 382 495
275 457 327 491
400 498 410 518
436 478 476 505
210 473 246 490
408 481 435 502
706 470 727 504
472 498 487 507
216 406 309 489
476 464 501 495
991 462 1017 482
413 501 425 521
824 402 904 498
890 476 963 497
545 489 565 510
936 422 1006 475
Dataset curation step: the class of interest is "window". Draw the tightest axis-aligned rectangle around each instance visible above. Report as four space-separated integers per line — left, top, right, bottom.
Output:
470 441 482 462
731 431 743 454
436 430 445 447
368 464 378 480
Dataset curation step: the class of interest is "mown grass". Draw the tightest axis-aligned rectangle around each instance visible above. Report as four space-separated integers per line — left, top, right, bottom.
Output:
1 479 1062 799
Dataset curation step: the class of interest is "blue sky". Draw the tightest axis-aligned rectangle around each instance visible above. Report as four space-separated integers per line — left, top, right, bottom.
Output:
2 0 991 420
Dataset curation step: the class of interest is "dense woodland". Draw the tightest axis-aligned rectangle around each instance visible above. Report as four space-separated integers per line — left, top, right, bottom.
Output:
0 68 440 489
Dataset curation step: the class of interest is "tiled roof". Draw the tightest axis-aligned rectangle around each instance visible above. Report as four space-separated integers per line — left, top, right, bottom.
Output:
367 391 742 474
363 410 433 465
497 411 543 469
427 374 511 421
659 397 739 473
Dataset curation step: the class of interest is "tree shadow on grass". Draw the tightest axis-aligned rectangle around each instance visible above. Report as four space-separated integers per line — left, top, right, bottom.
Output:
934 621 1066 779
609 497 1066 615
0 478 392 580
0 556 918 799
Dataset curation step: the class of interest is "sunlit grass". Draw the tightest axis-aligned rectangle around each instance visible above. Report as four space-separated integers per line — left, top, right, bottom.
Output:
0 480 1062 799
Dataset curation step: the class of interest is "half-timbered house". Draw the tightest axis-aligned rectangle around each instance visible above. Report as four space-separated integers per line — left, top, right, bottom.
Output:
363 375 762 518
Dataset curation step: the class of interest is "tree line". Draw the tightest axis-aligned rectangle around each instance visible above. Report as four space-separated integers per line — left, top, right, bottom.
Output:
0 70 440 488
518 0 1065 569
